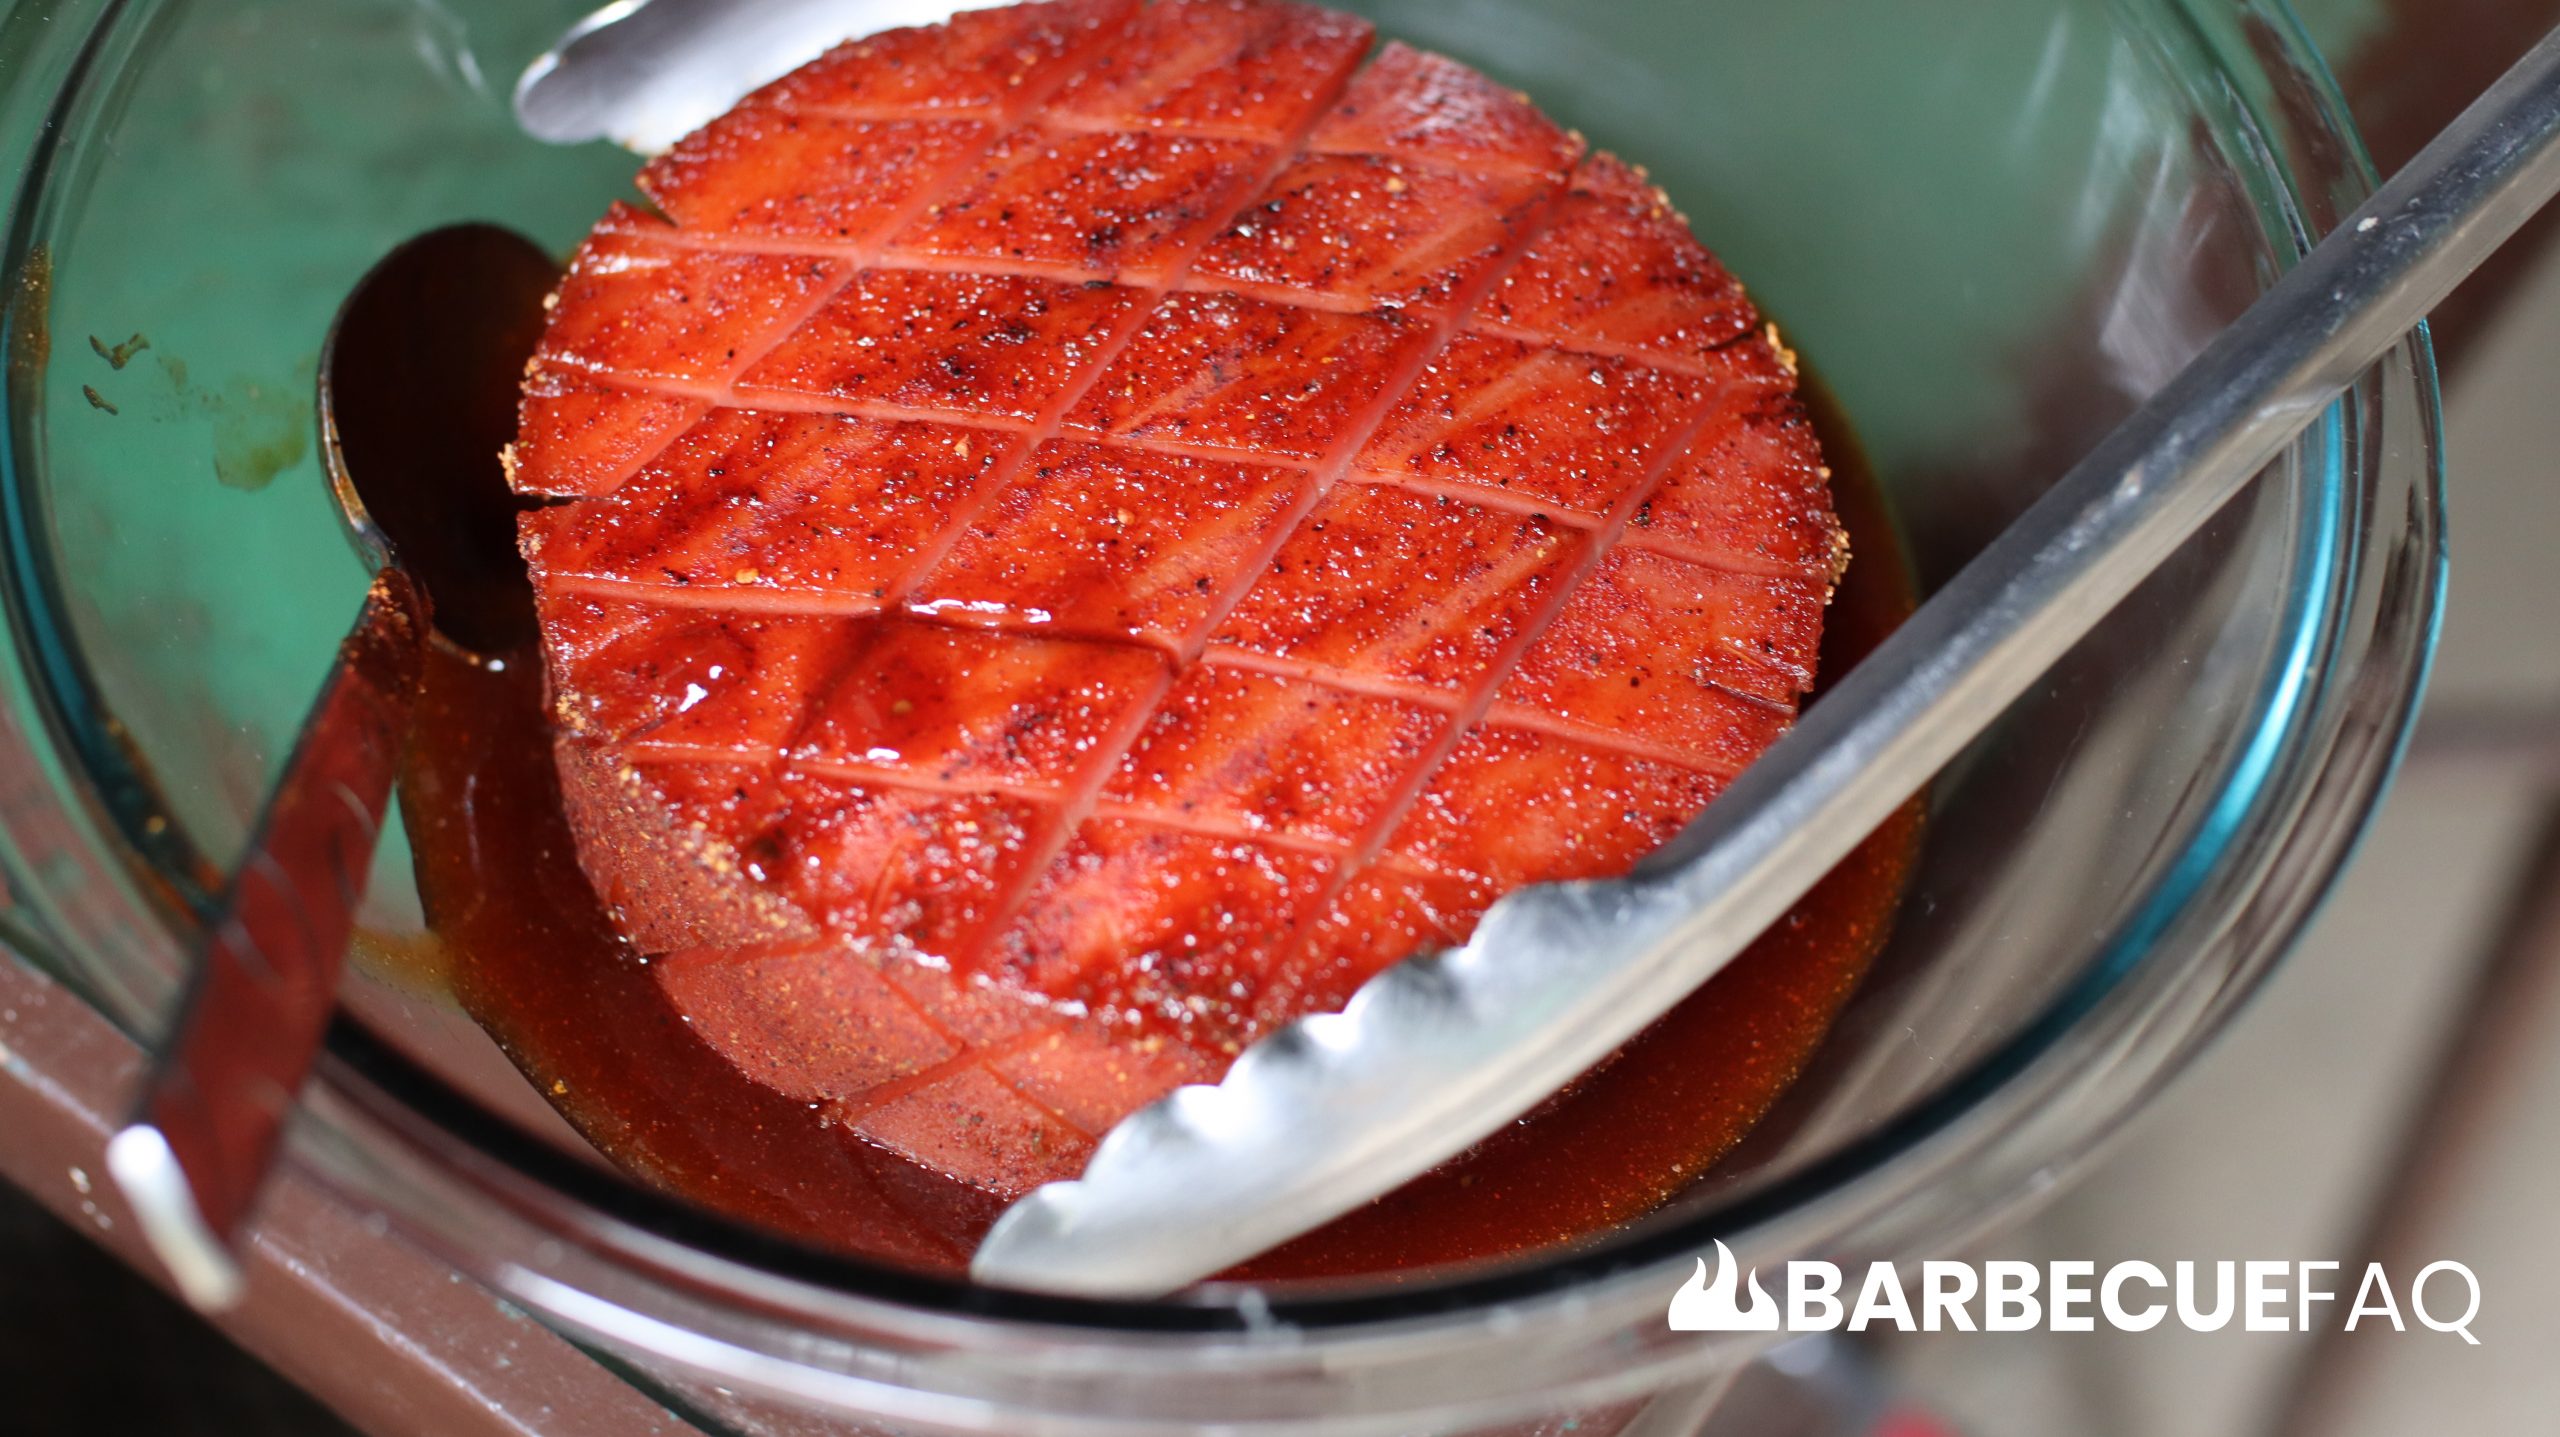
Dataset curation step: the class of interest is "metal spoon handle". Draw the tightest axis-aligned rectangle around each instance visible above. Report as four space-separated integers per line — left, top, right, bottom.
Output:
107 573 425 1310
973 27 2560 1296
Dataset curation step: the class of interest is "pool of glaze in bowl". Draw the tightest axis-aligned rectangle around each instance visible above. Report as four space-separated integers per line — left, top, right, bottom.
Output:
0 2 2442 1432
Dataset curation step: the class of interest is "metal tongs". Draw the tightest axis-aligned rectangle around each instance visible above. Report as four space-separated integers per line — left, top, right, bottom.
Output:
521 9 2560 1290
967 29 2560 1293
113 4 2560 1310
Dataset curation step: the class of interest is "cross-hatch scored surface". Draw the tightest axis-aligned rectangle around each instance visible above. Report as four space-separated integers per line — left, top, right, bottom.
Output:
510 0 1844 1198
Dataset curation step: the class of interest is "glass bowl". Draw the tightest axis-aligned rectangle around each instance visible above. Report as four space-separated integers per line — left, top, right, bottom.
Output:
0 0 2443 1432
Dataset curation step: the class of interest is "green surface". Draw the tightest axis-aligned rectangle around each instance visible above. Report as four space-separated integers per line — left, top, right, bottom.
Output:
15 0 2375 923
31 2 633 909
2294 0 2392 55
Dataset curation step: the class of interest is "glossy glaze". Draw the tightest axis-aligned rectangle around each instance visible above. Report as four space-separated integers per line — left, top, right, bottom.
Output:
511 0 1847 1203
421 373 1909 1279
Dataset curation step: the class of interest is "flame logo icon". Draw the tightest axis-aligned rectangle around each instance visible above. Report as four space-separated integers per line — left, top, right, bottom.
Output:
1667 1240 1782 1331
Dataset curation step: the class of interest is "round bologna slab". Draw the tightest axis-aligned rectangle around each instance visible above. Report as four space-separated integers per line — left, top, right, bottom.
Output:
513 0 1845 1202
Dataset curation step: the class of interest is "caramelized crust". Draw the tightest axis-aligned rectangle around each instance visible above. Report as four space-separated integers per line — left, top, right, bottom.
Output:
516 0 1843 1199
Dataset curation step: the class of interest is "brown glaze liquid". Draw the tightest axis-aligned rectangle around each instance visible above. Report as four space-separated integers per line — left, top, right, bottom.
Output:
395 372 1919 1279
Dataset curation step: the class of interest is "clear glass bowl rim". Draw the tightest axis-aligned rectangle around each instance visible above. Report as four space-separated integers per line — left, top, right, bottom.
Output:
0 0 2446 1370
